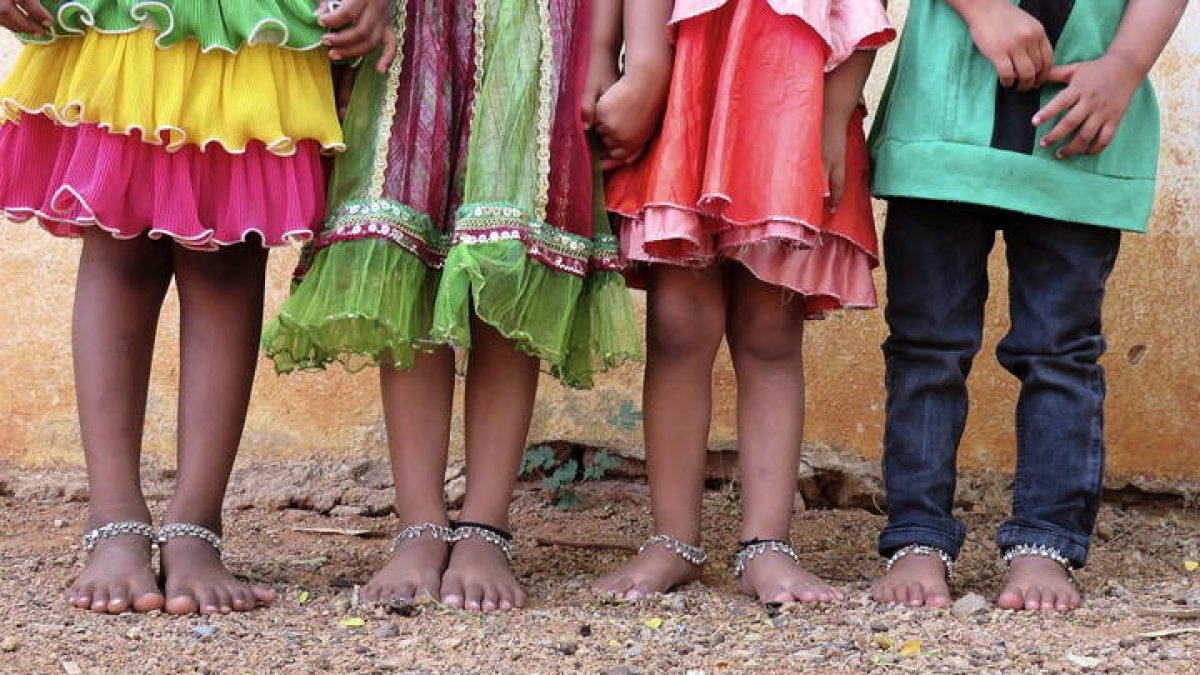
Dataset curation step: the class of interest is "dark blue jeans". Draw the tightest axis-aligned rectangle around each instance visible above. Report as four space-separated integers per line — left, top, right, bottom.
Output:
878 198 1121 567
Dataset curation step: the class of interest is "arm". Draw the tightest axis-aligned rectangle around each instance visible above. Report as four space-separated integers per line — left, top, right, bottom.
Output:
593 0 675 169
946 0 1055 91
583 0 624 128
1035 0 1188 158
822 50 876 210
0 0 53 34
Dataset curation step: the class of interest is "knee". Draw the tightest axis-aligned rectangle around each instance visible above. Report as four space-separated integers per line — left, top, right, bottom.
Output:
728 311 802 364
646 294 724 360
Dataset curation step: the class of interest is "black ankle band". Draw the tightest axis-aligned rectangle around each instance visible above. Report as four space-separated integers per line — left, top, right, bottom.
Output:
451 520 513 541
736 538 790 552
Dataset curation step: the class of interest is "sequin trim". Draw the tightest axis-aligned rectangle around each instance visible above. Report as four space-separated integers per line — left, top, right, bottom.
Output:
369 1 408 197
310 200 623 277
532 0 554 222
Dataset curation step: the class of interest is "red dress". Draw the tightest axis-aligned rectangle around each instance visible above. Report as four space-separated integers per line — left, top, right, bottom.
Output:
607 0 894 316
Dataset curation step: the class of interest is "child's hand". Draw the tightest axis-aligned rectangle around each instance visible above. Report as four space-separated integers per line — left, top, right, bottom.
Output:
822 114 849 213
594 69 670 171
0 0 53 35
956 0 1055 91
582 55 619 131
318 0 398 74
1033 54 1143 159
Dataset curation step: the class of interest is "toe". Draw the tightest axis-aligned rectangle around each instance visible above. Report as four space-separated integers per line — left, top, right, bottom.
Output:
420 570 442 601
893 584 910 606
251 584 276 605
360 583 382 604
996 587 1025 610
68 583 92 608
513 584 528 609
230 588 253 612
464 581 485 612
907 582 926 607
214 587 234 614
196 586 221 615
481 584 500 613
165 588 200 615
441 573 465 608
393 582 417 604
90 587 111 613
106 583 131 614
1024 588 1042 612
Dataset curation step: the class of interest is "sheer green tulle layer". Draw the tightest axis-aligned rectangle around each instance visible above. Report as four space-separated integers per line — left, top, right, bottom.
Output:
263 225 642 390
18 0 325 52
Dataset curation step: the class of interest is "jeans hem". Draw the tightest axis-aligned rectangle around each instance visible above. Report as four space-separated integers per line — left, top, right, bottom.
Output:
996 525 1090 568
878 525 965 560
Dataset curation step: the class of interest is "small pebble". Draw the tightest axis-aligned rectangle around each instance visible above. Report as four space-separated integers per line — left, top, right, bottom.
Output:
1 637 19 652
553 640 578 656
578 624 593 638
373 621 400 638
192 625 218 639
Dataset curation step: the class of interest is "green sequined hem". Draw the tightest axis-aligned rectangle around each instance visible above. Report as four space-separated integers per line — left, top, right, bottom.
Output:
19 0 325 52
264 235 643 390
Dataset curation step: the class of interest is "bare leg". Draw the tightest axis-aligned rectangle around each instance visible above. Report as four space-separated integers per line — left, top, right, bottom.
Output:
440 318 538 612
159 244 275 615
361 348 457 604
66 231 172 614
726 265 840 604
592 265 725 599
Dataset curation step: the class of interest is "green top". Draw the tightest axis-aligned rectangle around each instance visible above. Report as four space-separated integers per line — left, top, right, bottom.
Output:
870 0 1160 232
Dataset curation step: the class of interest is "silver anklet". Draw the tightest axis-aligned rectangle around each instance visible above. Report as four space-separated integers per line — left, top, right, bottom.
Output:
156 523 223 553
389 523 458 552
1003 544 1075 571
886 544 955 578
640 535 708 567
451 520 516 562
733 539 799 577
82 521 155 552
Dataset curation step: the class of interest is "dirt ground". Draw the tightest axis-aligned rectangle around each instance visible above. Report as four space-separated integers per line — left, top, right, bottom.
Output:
1 461 1199 675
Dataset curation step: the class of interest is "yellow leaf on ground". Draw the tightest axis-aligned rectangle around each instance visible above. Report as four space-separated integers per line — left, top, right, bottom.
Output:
644 617 664 629
341 617 366 628
1184 560 1199 572
899 640 922 657
872 635 896 650
297 590 311 604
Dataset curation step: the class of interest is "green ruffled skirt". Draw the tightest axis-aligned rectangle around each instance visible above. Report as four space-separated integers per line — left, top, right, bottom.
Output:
263 0 641 389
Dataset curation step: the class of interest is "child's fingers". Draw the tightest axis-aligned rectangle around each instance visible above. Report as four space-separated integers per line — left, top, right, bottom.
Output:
0 2 46 33
994 55 1017 89
1040 63 1078 85
317 0 360 30
1056 116 1101 159
1086 123 1117 156
1039 102 1088 148
1012 50 1037 92
15 0 51 25
1033 86 1080 127
1036 39 1055 85
374 28 398 73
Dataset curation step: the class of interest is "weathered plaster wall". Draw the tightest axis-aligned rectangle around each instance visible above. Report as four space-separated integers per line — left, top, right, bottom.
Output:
1 5 1196 488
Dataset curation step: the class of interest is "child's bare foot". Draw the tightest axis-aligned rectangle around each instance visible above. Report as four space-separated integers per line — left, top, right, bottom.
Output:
737 550 843 605
997 555 1080 612
440 537 525 613
871 554 953 608
592 545 702 600
159 527 275 616
361 529 451 604
65 521 163 614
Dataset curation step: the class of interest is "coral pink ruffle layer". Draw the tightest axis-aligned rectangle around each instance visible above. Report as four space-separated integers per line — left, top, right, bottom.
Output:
0 113 325 250
609 0 883 317
671 0 895 70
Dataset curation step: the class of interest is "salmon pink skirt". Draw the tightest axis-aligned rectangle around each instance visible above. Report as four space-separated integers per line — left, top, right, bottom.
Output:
607 0 893 317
